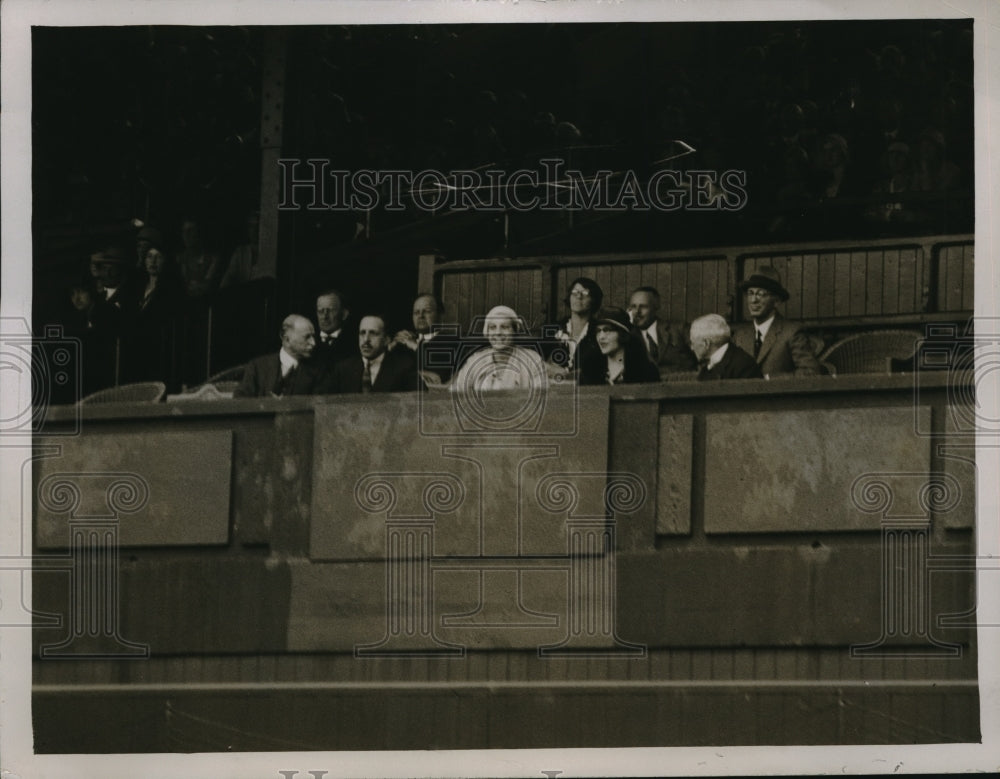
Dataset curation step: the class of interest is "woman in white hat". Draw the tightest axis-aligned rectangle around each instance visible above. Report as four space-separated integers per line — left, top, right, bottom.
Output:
451 305 547 392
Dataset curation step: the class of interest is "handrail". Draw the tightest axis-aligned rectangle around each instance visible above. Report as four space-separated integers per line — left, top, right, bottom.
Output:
437 233 972 271
44 370 962 423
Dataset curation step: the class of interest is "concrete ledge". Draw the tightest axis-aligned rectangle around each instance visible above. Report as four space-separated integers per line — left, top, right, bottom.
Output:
32 680 980 751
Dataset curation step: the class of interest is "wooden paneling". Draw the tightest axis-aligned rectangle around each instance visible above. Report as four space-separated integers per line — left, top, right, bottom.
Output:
32 646 978 686
937 242 975 312
437 237 970 333
556 256 730 323
440 266 544 334
743 244 930 320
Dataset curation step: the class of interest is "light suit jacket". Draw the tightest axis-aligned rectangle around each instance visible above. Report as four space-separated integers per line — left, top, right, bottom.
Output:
732 313 821 377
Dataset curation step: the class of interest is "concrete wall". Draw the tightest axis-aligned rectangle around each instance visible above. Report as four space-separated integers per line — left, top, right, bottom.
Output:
31 373 979 750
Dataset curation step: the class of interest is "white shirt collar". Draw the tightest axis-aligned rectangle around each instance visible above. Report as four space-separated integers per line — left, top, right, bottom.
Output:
364 350 386 370
278 347 298 375
706 342 730 370
755 314 776 340
321 327 342 342
564 320 588 341
642 320 659 343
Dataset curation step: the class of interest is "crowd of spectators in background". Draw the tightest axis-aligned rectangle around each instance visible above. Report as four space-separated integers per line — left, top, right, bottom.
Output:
41 21 974 401
36 22 973 257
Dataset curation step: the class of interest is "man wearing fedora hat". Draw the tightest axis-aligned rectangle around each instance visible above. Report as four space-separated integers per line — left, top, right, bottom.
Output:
732 266 821 378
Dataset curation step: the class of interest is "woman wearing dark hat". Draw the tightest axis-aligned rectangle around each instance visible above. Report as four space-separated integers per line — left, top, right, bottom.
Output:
133 242 184 325
135 224 165 270
579 307 660 386
119 242 184 382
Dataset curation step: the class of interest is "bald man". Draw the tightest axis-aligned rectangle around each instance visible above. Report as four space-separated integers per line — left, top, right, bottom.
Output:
234 314 323 397
391 293 463 383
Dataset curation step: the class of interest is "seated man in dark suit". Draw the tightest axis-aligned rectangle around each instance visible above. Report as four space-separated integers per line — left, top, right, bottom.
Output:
234 314 322 397
327 314 420 393
691 314 763 381
390 293 464 384
314 288 355 369
731 267 821 378
627 286 696 374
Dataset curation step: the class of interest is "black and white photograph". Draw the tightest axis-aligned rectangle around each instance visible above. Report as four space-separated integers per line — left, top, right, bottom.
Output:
1 0 998 776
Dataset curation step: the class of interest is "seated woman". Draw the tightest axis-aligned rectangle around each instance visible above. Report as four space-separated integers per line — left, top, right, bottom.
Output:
451 305 547 392
579 307 660 386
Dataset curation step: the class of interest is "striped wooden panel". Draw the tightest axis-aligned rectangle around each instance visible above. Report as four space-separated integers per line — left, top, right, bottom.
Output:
937 243 974 312
31 646 977 685
743 246 929 319
439 267 545 334
555 257 730 323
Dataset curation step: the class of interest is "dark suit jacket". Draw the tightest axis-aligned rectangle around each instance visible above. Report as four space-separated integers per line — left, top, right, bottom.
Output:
543 318 601 377
698 343 764 381
326 349 420 394
732 313 821 377
314 328 356 369
391 329 467 384
643 319 697 373
234 353 323 397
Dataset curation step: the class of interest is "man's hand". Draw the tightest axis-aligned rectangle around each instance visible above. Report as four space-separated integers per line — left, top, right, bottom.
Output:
392 330 419 351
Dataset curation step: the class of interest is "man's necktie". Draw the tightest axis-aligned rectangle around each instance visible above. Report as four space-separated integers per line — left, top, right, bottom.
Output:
321 333 331 344
646 332 659 363
754 329 763 358
278 365 297 396
361 359 372 393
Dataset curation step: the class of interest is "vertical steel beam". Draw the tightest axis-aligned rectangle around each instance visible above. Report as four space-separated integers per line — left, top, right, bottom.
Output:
257 29 287 281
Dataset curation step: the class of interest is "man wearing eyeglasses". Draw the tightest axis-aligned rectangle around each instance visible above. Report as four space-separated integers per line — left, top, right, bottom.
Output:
731 267 821 378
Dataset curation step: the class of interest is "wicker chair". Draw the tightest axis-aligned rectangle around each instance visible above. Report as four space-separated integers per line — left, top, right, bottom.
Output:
187 365 245 396
170 364 245 400
80 381 166 404
818 330 923 376
166 382 234 402
206 364 245 384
